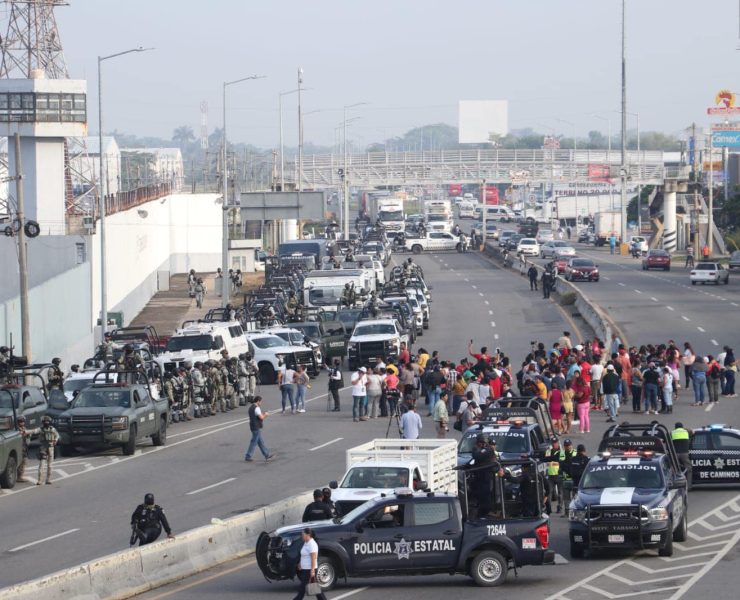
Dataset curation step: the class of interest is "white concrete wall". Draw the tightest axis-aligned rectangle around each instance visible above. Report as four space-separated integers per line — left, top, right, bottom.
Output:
89 192 221 330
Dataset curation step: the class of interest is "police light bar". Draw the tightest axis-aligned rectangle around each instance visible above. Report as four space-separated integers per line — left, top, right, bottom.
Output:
511 420 525 427
599 451 612 459
641 450 654 458
394 488 414 498
709 424 725 431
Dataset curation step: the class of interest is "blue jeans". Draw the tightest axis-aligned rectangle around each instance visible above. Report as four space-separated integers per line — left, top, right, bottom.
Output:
352 395 366 419
245 429 269 459
724 370 736 395
604 393 619 419
295 384 307 410
610 244 615 254
281 384 296 412
426 386 441 410
644 383 658 412
692 374 706 404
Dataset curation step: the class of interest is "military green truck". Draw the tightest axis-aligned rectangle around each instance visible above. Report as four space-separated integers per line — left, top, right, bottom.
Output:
290 320 348 364
0 389 23 489
51 370 168 456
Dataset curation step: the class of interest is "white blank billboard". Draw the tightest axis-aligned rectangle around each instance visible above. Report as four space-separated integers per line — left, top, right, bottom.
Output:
458 100 508 144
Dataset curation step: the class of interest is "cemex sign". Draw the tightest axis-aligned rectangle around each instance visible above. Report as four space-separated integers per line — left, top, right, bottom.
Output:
239 191 326 220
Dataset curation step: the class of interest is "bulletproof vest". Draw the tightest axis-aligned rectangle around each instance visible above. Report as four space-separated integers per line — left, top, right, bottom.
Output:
249 403 263 430
40 426 56 446
137 505 159 528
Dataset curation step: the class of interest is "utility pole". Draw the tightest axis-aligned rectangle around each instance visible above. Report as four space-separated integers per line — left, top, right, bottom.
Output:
708 132 714 253
13 133 31 361
619 0 628 245
692 122 700 260
481 178 487 246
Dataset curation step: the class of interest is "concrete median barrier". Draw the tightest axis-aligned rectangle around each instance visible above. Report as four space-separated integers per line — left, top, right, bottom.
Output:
0 490 312 600
484 242 628 347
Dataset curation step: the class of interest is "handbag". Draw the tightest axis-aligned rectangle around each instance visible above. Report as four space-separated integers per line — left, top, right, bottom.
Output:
453 419 463 431
306 578 322 596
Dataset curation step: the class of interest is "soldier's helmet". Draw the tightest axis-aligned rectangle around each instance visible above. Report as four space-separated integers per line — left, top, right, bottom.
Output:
104 332 112 339
344 283 350 289
0 346 8 353
164 372 172 379
16 415 25 424
407 258 413 264
41 415 52 426
52 357 62 365
144 493 155 505
124 344 134 353
194 361 203 368
245 353 252 360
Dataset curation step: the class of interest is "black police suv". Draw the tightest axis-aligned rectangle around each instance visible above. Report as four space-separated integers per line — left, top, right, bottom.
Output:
690 424 740 485
257 489 554 591
568 423 688 558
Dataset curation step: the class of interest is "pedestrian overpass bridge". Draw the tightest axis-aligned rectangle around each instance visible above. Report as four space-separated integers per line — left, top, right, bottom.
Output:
291 149 680 189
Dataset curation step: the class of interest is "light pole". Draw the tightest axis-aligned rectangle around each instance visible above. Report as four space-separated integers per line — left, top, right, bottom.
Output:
342 102 368 239
278 88 302 191
619 0 628 243
98 46 153 336
222 74 266 307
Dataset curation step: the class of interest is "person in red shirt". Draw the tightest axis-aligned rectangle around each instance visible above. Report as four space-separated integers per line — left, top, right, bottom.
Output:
572 376 592 433
579 359 592 386
488 372 502 400
398 342 410 366
616 348 632 403
468 340 491 364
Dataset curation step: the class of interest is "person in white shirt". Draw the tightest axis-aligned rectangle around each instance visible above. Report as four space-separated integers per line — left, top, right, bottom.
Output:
293 528 327 600
277 360 296 414
589 362 604 405
400 403 423 439
351 367 368 422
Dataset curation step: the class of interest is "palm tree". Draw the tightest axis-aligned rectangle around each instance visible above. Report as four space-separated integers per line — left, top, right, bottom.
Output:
172 125 196 148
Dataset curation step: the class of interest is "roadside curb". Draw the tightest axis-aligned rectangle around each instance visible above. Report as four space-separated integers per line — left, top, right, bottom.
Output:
0 491 312 600
482 243 629 348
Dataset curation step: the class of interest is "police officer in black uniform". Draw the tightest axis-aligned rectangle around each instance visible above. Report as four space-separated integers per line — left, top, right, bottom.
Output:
470 433 496 517
322 487 337 517
302 489 334 522
130 493 174 546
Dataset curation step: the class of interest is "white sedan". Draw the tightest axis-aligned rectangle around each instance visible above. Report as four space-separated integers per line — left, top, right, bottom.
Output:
690 262 730 285
541 240 575 258
517 238 541 256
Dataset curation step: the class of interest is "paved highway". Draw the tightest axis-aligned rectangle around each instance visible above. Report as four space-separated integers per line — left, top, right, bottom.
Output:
128 246 740 600
0 250 576 588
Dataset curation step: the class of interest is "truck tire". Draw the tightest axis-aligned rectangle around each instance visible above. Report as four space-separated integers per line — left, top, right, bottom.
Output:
122 425 137 456
0 454 18 489
411 244 423 255
259 363 276 385
659 521 674 557
315 555 338 591
569 542 585 558
470 550 507 587
152 416 167 446
673 512 688 542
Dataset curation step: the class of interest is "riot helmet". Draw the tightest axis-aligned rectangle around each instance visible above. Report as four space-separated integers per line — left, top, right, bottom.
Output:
144 493 155 506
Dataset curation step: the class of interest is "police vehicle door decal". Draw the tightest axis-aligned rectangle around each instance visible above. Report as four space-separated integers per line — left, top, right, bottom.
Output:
600 487 635 505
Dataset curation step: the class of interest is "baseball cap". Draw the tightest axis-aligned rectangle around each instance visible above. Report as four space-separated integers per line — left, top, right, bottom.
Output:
575 344 584 351
606 364 615 371
359 366 367 372
563 438 572 445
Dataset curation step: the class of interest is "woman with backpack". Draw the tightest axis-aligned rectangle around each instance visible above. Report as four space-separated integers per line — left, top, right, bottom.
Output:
707 355 722 404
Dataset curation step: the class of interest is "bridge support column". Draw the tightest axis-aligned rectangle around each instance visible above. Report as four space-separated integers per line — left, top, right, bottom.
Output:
662 182 677 252
281 218 298 242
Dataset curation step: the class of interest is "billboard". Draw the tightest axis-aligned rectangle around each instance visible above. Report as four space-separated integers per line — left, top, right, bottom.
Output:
458 100 508 144
711 130 740 148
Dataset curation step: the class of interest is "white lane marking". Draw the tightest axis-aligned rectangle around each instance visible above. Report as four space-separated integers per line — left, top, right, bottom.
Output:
489 310 494 315
711 339 719 346
666 306 675 311
618 282 626 286
705 403 715 412
650 297 658 302
309 437 344 452
471 284 477 289
484 300 490 305
697 326 705 332
732 302 739 307
54 469 70 478
9 528 80 552
464 278 469 282
490 321 496 327
494 334 500 340
332 588 370 600
603 276 610 280
682 315 690 321
634 289 643 294
478 292 484 297
186 478 236 496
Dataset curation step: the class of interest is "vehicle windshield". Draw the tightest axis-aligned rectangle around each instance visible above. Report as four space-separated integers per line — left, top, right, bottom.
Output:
274 331 304 345
354 323 396 336
520 239 536 245
279 242 320 257
427 214 449 222
501 231 514 238
580 462 663 489
0 390 19 408
251 336 288 349
649 250 668 257
64 378 95 394
552 241 568 247
379 210 403 221
72 389 131 409
293 323 320 339
337 309 362 328
694 263 718 270
340 466 409 489
166 335 213 352
459 430 530 454
308 286 345 306
571 259 595 267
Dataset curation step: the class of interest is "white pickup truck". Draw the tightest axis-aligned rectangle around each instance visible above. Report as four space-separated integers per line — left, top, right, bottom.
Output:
406 231 460 254
328 439 458 516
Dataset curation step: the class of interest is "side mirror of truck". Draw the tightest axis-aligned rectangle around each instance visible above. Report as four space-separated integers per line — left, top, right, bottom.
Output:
414 480 428 491
329 480 338 489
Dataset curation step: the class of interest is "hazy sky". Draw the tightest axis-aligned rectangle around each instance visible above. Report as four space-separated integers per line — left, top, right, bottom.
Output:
46 0 740 149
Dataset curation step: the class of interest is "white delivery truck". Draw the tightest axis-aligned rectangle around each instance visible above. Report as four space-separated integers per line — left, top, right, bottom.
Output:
328 438 458 516
593 210 623 246
302 269 375 309
369 196 405 235
423 199 453 232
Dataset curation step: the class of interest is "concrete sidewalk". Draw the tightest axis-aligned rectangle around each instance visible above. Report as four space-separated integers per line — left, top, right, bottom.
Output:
129 272 263 337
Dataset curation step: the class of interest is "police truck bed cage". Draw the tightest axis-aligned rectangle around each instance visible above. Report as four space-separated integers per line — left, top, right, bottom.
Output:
4 370 50 397
482 398 557 441
599 421 684 476
109 326 162 355
91 365 158 395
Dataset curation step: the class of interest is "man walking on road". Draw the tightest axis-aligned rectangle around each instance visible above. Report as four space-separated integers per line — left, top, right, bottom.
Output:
433 390 449 438
527 264 538 291
245 396 272 462
400 403 422 440
608 233 617 255
351 366 368 422
602 365 620 422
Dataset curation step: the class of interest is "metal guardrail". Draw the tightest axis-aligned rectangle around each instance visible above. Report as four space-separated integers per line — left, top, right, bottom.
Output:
291 149 669 188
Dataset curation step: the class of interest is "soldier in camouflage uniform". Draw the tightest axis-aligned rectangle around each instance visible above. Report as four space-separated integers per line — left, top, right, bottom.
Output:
163 373 176 416
224 358 238 409
47 358 64 391
15 415 32 482
208 361 222 415
190 362 206 417
35 416 59 485
0 346 11 382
